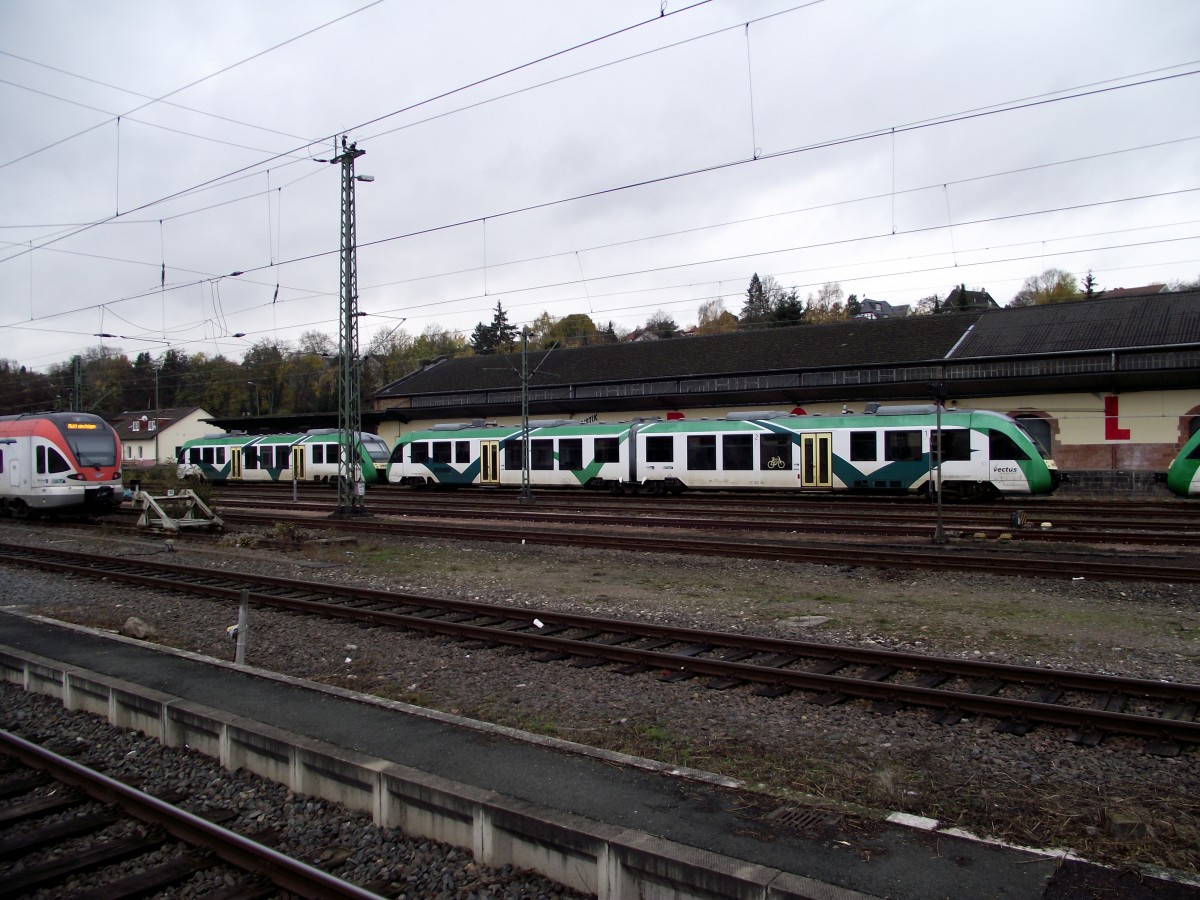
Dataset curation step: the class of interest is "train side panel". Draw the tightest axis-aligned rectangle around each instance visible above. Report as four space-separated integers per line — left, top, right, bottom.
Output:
386 407 1060 498
497 423 634 489
1166 431 1200 497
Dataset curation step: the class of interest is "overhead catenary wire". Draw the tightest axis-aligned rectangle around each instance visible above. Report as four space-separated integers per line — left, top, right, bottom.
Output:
0 4 1195 362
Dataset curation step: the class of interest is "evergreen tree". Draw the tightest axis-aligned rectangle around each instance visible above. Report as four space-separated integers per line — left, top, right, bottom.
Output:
471 301 518 354
740 273 772 324
770 289 806 327
469 321 496 355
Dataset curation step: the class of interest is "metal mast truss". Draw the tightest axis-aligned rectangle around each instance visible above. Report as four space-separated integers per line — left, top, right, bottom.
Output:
332 138 367 516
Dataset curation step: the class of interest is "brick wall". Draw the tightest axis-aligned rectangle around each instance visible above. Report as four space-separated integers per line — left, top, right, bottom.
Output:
1057 469 1172 498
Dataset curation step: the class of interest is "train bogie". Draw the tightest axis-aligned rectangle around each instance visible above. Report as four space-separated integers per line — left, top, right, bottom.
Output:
0 413 123 516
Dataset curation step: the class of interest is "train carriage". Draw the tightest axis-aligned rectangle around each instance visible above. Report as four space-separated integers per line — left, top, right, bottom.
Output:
631 407 1056 498
389 405 1060 499
1166 430 1200 497
390 420 636 489
0 412 123 516
178 431 390 484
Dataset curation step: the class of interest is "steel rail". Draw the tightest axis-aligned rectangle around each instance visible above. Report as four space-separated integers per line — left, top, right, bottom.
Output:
2 542 1196 744
206 497 1198 546
0 730 384 900
216 509 1200 582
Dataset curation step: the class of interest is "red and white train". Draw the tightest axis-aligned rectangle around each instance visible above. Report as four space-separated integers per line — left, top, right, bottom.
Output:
0 413 123 517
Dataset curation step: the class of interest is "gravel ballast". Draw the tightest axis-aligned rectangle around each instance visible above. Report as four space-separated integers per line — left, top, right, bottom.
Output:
0 522 1198 881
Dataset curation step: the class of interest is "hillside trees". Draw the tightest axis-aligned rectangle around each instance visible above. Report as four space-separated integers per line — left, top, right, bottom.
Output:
804 282 846 324
642 310 680 339
1010 269 1079 307
695 298 738 335
0 359 54 413
365 324 468 390
241 340 286 415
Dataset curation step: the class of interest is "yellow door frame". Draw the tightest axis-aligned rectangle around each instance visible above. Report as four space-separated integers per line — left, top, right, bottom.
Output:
801 432 833 488
480 440 500 485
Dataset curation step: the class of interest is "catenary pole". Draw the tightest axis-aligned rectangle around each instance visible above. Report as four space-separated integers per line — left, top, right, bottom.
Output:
330 137 369 517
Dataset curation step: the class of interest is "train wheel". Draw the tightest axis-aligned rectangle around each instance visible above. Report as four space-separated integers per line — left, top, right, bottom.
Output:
10 500 29 519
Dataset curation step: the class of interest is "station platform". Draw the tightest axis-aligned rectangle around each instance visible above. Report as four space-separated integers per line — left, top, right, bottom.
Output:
0 612 1194 900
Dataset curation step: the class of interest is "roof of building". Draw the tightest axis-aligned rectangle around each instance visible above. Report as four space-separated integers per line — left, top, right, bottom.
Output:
940 285 999 312
378 312 982 399
110 407 204 440
1094 284 1166 298
948 291 1200 357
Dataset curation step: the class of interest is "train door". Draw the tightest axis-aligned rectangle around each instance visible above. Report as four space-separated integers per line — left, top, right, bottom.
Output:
801 432 833 488
291 445 306 482
230 448 242 480
480 440 500 485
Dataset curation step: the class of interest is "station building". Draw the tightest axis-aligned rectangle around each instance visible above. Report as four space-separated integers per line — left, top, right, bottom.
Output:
369 289 1200 495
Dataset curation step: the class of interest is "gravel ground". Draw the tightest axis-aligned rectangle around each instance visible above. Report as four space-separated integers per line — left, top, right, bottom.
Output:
0 685 587 899
1 521 1198 882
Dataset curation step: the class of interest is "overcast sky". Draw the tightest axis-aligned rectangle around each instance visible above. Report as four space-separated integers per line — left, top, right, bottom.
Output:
2 0 1198 372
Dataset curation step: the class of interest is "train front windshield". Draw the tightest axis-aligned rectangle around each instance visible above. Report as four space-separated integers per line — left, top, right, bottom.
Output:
361 435 390 462
1013 423 1053 460
60 421 118 467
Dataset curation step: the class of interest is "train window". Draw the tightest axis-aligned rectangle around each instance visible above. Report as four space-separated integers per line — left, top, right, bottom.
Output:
849 431 877 461
1188 441 1200 461
930 429 972 461
989 430 1029 461
202 447 215 464
35 446 45 474
594 437 620 463
722 434 753 470
313 445 324 464
558 438 583 470
410 442 430 464
327 444 340 464
0 450 3 468
760 434 791 470
216 447 226 464
687 435 717 470
432 441 452 464
1015 416 1053 457
455 441 471 464
531 439 555 470
244 447 258 469
504 440 524 470
884 430 922 461
188 448 200 463
277 447 290 469
645 436 674 463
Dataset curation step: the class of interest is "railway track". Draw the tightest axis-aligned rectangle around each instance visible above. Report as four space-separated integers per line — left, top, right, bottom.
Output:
211 508 1199 583
0 730 382 899
1 542 1196 754
208 486 1200 547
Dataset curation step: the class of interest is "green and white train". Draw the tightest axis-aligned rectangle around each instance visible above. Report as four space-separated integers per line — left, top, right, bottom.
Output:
177 430 391 484
1166 429 1200 497
389 405 1061 499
